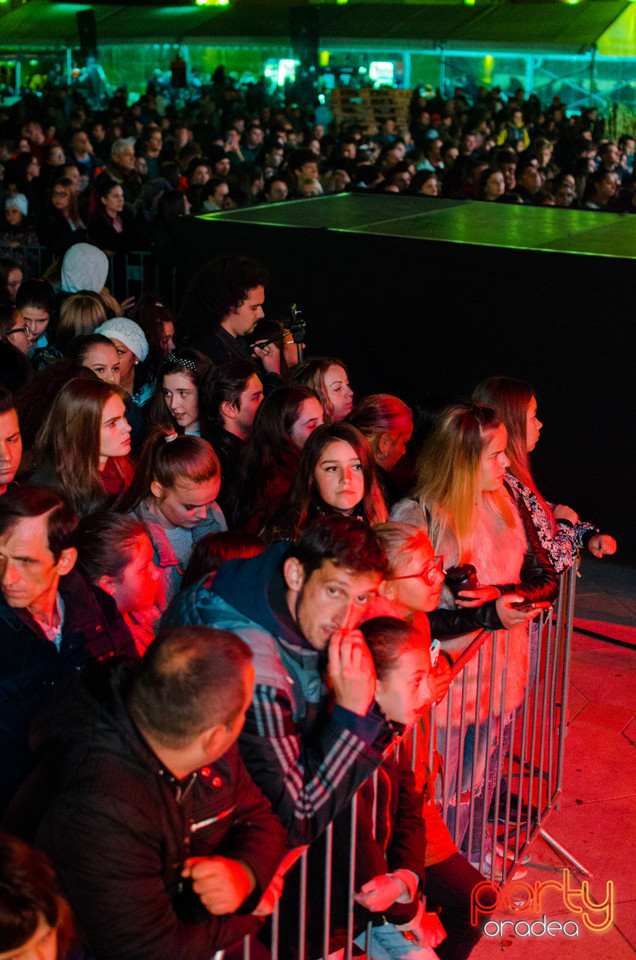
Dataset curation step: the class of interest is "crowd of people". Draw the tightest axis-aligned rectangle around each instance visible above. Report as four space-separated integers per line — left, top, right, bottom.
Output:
0 228 618 959
0 77 635 288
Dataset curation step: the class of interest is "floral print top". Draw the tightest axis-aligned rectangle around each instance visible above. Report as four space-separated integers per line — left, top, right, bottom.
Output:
505 472 598 573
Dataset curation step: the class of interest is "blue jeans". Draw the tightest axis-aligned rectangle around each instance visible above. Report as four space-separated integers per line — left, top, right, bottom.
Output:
437 717 507 859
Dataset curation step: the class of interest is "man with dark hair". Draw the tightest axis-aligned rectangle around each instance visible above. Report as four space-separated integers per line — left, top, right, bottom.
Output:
287 147 320 197
495 148 517 194
17 626 285 959
66 130 104 185
0 387 22 495
201 177 229 212
0 485 137 809
163 515 393 845
200 359 263 512
241 123 264 165
582 168 620 211
184 254 282 386
514 159 542 203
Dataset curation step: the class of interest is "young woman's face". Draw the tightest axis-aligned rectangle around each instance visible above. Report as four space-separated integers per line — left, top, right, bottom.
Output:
289 397 324 451
0 915 58 960
159 320 175 355
153 475 221 530
5 207 24 226
102 184 124 215
51 184 71 211
484 171 505 201
4 311 30 355
526 395 543 452
420 176 439 197
20 306 50 348
162 372 198 433
323 365 353 420
83 343 121 383
375 643 433 728
381 417 413 471
384 543 444 615
479 424 510 492
314 440 365 514
234 374 264 434
99 394 131 463
112 533 160 613
109 338 137 383
6 267 23 303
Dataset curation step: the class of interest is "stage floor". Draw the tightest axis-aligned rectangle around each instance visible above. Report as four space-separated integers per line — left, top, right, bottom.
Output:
199 194 636 260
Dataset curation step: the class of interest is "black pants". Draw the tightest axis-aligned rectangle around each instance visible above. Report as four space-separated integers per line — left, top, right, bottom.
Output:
425 853 497 960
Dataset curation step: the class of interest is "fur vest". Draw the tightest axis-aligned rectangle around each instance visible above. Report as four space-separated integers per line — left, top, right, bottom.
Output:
434 491 529 725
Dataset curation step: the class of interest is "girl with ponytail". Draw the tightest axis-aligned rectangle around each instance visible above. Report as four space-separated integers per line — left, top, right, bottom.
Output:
115 426 225 605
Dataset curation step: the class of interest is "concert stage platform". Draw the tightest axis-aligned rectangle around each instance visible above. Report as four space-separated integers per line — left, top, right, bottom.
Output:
174 195 635 553
196 193 636 259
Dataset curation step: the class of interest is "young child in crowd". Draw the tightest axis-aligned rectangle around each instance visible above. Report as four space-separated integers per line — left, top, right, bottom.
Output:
115 427 225 606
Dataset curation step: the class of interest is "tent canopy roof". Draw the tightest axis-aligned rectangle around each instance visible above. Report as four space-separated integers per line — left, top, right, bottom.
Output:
0 0 631 55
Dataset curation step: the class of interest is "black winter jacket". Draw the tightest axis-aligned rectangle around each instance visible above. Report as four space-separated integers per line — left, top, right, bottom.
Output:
10 660 286 960
0 568 137 811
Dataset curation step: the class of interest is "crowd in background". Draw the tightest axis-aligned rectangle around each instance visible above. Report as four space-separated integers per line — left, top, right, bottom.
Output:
0 74 635 282
0 65 622 960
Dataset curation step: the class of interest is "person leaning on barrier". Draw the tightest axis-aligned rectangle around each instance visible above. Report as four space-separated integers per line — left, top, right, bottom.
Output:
162 515 394 846
8 626 286 960
472 377 617 573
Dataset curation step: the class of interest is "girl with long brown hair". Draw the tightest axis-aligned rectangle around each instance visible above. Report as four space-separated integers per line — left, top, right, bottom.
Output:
472 376 616 572
265 421 387 542
33 378 134 515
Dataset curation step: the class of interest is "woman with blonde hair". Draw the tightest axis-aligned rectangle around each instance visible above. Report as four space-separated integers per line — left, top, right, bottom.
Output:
57 291 108 352
289 356 354 421
33 378 134 515
392 402 557 863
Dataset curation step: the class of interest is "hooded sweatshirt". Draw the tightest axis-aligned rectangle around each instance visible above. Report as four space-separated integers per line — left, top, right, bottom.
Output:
60 241 109 293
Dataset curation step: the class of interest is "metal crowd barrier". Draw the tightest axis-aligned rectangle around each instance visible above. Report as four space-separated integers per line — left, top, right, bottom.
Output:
1 243 177 313
105 250 177 312
215 562 579 959
0 241 52 279
433 557 580 882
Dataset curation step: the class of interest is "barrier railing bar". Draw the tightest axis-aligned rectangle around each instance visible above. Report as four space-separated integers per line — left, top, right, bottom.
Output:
345 793 358 960
454 668 469 848
556 559 577 796
493 631 510 880
298 848 308 960
321 824 333 960
466 644 484 865
441 687 452 823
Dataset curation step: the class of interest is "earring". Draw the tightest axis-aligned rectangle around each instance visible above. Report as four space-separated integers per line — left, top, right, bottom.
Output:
134 360 139 365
